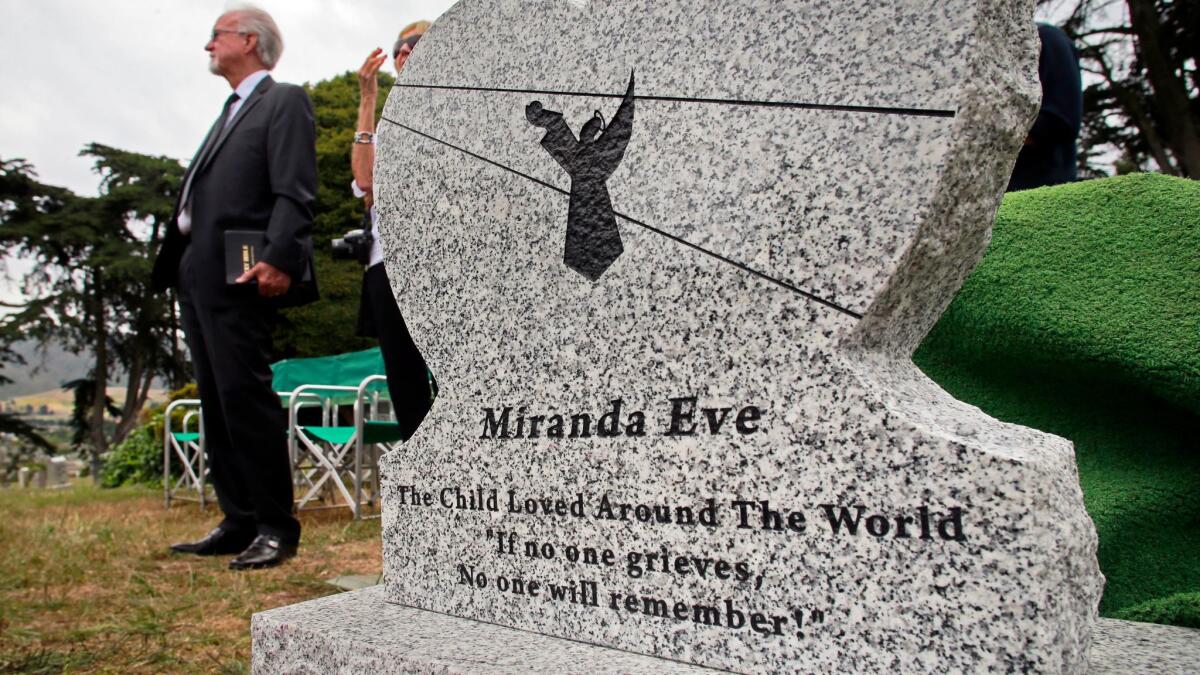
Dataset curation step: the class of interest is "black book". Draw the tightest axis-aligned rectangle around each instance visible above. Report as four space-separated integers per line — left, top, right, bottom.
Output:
225 230 263 284
224 230 313 285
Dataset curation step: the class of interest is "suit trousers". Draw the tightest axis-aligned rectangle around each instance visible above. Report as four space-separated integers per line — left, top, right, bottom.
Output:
362 263 433 440
178 247 300 544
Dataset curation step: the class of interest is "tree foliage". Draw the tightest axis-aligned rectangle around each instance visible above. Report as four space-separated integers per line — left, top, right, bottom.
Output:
0 335 52 452
101 382 198 488
62 377 121 453
1048 0 1199 177
0 147 189 467
270 71 395 359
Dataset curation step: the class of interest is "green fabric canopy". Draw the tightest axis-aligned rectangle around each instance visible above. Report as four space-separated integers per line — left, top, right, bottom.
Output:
271 347 387 398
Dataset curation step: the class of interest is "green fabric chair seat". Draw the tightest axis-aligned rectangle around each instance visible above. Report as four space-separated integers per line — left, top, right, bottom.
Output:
301 426 357 445
172 432 200 443
300 421 405 446
363 421 405 445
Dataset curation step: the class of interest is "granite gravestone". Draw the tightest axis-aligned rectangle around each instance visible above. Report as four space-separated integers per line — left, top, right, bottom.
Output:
368 0 1103 671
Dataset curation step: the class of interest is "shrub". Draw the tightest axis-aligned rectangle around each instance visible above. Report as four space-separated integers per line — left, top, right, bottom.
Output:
915 174 1200 628
99 424 161 488
100 383 198 488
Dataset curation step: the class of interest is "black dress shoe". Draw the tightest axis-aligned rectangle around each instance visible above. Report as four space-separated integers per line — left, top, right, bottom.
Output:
229 535 297 570
170 527 256 556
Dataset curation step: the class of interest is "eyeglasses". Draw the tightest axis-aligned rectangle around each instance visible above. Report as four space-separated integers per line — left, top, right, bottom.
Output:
392 33 422 59
210 29 248 42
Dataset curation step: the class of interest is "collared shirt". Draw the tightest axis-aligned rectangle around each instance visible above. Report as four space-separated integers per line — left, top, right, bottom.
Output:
178 70 272 235
351 179 386 268
229 69 270 120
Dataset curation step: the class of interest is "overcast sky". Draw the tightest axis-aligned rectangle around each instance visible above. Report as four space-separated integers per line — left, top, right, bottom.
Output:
0 0 457 197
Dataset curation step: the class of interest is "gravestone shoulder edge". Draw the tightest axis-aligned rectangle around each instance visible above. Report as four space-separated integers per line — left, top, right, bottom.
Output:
847 0 1041 356
839 352 1075 468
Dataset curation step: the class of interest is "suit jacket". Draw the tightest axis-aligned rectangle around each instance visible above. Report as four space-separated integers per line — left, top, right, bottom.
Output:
153 75 319 308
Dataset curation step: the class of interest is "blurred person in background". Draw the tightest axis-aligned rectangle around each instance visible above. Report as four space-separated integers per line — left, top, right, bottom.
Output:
1008 23 1083 191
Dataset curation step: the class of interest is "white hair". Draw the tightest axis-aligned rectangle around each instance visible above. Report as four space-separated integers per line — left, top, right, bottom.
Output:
225 3 283 69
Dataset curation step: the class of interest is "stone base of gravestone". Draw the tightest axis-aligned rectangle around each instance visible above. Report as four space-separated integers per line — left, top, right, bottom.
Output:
251 588 1200 674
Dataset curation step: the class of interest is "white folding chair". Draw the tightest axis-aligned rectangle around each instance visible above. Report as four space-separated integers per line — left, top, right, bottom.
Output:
288 384 363 516
353 375 407 519
286 377 403 519
163 398 209 509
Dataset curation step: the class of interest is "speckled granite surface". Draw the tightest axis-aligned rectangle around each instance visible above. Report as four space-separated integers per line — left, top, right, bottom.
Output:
358 0 1104 672
251 588 1200 674
252 587 711 674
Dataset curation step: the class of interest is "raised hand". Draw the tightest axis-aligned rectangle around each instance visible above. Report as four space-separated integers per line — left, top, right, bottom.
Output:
358 47 387 100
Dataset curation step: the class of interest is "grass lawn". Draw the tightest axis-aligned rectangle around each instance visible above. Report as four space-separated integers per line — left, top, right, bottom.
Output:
915 173 1200 627
0 483 380 673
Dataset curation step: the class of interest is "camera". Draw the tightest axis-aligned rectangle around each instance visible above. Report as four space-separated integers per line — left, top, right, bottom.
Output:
331 228 374 264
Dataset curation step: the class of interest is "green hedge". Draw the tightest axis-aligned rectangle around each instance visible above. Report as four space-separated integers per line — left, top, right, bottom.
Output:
914 173 1200 628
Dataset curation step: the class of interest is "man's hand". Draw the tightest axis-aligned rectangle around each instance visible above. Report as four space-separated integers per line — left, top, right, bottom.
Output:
236 261 292 298
358 48 387 99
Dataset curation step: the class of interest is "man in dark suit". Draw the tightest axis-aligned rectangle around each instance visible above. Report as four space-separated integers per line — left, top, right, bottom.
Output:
153 5 317 570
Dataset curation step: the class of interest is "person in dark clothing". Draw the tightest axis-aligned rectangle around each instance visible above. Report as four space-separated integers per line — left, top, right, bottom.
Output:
349 22 434 440
156 5 316 570
1008 23 1083 192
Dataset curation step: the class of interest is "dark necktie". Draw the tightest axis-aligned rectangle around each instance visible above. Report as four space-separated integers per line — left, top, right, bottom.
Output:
179 92 240 211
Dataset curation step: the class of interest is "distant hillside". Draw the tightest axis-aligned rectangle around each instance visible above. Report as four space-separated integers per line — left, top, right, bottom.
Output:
4 387 167 420
0 340 93 399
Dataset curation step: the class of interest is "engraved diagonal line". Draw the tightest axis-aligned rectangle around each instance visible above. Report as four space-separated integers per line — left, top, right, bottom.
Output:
394 83 957 118
380 116 865 321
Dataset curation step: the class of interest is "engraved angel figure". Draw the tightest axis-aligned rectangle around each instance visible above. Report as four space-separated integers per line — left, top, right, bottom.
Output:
526 71 635 281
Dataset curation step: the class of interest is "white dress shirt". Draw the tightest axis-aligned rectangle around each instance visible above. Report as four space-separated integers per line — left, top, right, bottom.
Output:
178 70 271 235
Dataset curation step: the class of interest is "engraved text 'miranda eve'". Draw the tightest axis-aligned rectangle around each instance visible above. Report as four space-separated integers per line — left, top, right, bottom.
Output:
478 397 764 439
